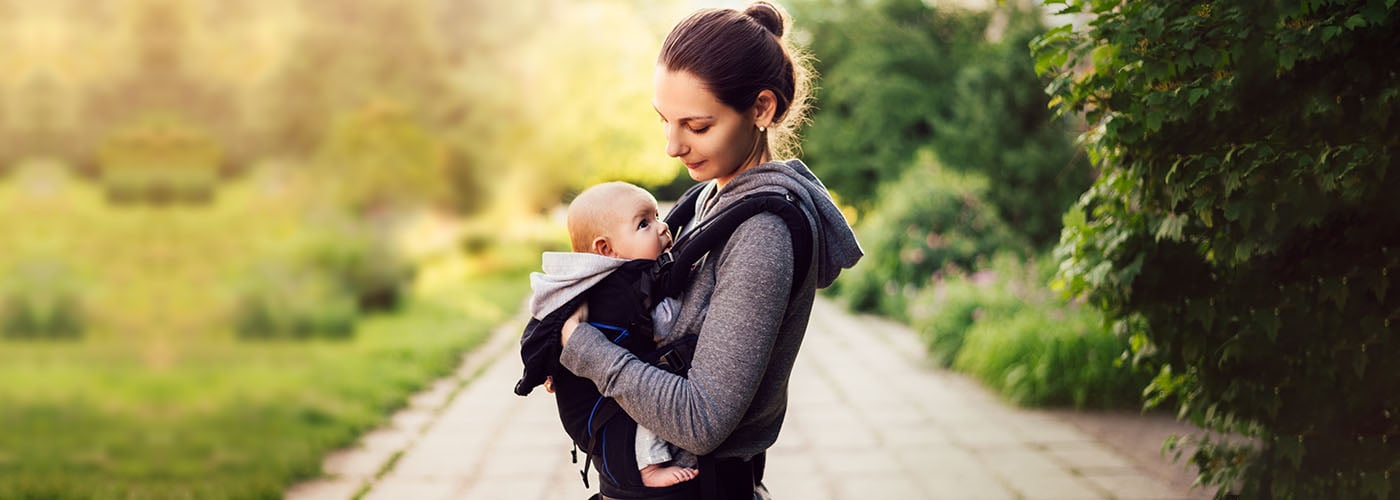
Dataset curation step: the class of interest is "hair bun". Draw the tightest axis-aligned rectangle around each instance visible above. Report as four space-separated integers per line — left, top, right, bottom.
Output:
744 1 785 37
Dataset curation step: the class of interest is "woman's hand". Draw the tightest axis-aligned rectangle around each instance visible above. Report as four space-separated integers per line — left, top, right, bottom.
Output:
561 303 589 348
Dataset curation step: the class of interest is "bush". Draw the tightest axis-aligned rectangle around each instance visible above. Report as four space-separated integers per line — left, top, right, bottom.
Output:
953 296 1147 409
794 0 989 209
909 266 1024 368
0 260 86 340
95 115 223 205
1036 0 1400 496
932 3 1091 248
906 254 1148 409
300 220 414 313
833 151 1022 320
233 215 413 340
233 264 359 340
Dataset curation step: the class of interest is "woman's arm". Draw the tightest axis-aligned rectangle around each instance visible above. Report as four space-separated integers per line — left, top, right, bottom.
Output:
560 214 793 455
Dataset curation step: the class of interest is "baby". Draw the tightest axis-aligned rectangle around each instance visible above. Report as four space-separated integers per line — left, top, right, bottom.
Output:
531 181 698 488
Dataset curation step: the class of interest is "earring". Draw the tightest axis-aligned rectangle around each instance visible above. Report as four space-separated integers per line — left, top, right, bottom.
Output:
758 125 767 133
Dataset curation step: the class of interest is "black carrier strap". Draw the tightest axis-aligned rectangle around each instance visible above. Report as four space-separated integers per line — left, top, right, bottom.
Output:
658 187 814 300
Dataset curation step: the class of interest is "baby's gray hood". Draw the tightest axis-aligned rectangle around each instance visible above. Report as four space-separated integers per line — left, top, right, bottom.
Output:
708 159 863 288
528 252 630 319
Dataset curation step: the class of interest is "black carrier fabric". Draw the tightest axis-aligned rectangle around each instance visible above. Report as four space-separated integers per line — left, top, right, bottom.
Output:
516 182 813 499
516 260 663 489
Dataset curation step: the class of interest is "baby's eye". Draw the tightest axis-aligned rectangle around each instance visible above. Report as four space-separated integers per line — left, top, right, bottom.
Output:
638 219 650 229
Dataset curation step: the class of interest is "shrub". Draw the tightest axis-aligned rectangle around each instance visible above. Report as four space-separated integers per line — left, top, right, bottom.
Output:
953 296 1146 409
233 215 412 340
833 151 1022 320
1035 0 1400 496
95 115 223 205
794 0 989 209
909 266 1024 368
933 3 1092 248
315 99 450 212
299 220 414 313
233 264 358 340
0 260 86 340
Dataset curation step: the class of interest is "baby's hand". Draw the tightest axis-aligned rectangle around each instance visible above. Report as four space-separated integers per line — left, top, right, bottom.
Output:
544 376 555 393
562 303 589 347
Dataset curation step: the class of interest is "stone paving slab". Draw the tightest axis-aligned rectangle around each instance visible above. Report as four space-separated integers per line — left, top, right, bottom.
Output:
290 297 1207 500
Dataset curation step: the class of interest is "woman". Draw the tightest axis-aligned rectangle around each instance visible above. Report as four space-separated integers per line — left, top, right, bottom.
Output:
560 2 862 498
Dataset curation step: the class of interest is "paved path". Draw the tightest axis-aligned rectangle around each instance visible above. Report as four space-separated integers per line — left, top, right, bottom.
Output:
288 297 1207 500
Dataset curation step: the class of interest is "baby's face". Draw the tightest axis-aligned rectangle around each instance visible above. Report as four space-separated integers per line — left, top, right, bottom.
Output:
607 192 673 260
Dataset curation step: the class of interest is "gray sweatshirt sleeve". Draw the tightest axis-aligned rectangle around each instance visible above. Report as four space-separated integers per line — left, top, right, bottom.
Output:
559 214 793 455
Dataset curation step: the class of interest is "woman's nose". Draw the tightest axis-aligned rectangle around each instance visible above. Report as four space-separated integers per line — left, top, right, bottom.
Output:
665 129 687 157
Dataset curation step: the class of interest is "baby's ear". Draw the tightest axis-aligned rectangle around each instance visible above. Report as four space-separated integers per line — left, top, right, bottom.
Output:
592 237 614 257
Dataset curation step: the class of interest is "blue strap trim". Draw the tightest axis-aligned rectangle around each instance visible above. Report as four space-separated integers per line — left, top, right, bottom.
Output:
586 396 605 439
601 425 618 485
588 321 630 344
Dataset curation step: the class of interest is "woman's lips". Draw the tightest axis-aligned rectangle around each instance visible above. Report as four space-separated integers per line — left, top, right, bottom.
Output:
685 160 705 170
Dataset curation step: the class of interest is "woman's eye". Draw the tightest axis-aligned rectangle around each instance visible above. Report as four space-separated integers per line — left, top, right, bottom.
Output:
691 126 710 134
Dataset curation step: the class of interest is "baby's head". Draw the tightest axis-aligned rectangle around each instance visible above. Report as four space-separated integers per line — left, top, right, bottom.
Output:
567 182 672 260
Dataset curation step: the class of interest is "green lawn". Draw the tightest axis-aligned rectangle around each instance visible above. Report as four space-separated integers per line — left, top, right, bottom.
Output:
0 161 532 499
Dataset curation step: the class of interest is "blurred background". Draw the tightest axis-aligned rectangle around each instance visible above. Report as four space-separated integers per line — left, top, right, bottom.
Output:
0 0 1120 497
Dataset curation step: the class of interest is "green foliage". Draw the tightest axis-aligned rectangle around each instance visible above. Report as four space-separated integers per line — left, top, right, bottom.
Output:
794 0 990 208
315 99 451 213
265 0 459 160
908 262 1024 368
1036 0 1399 496
0 156 534 497
308 229 415 314
95 115 224 205
233 264 359 340
0 271 529 499
953 292 1146 409
905 254 1148 409
933 4 1092 247
832 151 1021 320
233 215 413 340
0 260 86 340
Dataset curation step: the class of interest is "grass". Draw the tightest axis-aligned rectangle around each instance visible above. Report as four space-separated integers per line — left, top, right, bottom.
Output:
0 161 533 498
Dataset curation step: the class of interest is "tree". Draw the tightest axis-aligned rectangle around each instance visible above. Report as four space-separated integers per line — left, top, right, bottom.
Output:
1036 1 1398 497
793 0 989 209
934 3 1092 248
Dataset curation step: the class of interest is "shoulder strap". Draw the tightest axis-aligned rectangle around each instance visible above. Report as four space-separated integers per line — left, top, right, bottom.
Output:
663 181 711 241
657 191 813 300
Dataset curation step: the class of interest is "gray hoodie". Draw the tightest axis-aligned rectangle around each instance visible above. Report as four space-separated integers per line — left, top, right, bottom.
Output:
561 159 862 459
529 252 631 320
529 252 683 345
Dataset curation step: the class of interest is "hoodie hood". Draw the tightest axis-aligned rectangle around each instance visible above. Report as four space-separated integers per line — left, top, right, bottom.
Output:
706 159 863 288
528 252 631 318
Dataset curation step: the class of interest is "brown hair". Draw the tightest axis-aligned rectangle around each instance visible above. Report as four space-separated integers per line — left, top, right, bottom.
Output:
658 1 815 161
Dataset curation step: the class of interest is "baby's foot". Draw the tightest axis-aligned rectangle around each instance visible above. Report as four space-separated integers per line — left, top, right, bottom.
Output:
640 463 699 487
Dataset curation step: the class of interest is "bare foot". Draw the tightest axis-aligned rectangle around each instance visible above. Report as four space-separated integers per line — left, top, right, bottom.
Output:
639 464 699 487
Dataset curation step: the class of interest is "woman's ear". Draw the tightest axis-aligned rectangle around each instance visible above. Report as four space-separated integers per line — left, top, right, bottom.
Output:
592 237 614 257
753 90 777 128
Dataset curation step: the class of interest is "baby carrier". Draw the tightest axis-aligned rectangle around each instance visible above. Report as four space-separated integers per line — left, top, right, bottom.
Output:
515 183 814 499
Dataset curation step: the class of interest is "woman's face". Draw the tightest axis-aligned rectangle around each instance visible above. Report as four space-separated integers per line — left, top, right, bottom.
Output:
654 67 761 187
